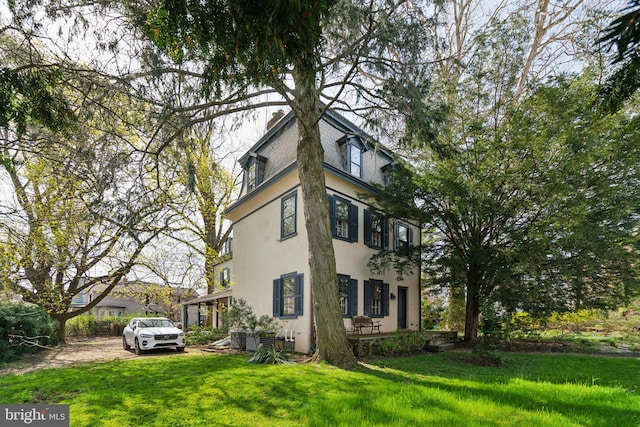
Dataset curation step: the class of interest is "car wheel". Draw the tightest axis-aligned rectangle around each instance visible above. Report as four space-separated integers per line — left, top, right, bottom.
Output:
134 338 144 355
176 346 185 352
123 335 130 350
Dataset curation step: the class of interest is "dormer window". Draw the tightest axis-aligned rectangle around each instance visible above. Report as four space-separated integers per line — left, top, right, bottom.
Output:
339 136 364 178
245 154 267 192
381 163 394 186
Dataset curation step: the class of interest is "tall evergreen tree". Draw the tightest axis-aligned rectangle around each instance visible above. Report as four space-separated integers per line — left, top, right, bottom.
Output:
115 0 432 366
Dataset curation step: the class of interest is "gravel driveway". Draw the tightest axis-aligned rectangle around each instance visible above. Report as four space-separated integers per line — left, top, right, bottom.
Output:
1 336 205 375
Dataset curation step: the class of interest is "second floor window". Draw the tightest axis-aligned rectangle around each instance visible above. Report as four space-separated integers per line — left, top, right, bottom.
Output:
364 209 389 249
328 195 358 242
220 268 231 288
220 237 233 257
395 222 414 251
281 192 297 239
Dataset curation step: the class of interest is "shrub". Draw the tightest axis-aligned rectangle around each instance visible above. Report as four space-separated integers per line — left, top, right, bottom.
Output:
371 332 429 357
186 326 226 345
66 314 134 337
247 344 291 365
0 303 58 362
66 314 98 336
548 309 603 333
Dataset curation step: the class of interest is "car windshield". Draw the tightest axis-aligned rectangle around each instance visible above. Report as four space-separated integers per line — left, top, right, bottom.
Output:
138 319 174 328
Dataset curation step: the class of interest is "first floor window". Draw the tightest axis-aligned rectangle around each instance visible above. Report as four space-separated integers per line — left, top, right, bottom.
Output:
338 274 358 317
273 273 304 318
364 280 389 318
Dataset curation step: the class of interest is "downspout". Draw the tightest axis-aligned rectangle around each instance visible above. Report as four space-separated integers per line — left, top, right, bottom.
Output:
310 286 316 353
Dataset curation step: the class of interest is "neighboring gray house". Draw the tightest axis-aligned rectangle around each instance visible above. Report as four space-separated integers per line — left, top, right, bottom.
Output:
71 278 200 322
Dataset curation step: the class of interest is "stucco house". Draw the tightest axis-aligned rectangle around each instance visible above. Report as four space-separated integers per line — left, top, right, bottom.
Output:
205 108 421 353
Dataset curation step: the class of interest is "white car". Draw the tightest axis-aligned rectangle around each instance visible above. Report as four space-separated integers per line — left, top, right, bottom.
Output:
123 317 186 355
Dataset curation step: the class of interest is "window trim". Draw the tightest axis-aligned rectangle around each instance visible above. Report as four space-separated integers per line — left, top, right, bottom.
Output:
338 274 358 318
280 191 297 240
273 273 304 319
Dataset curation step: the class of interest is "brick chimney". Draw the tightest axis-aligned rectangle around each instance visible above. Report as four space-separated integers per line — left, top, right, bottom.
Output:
266 109 285 130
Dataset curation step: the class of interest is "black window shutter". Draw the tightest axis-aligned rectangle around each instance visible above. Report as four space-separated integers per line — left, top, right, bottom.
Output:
294 274 304 316
408 227 414 246
220 271 224 287
393 222 399 250
382 282 390 316
273 279 281 317
383 218 389 250
364 209 371 246
349 278 358 316
328 195 336 238
363 280 371 316
349 203 358 242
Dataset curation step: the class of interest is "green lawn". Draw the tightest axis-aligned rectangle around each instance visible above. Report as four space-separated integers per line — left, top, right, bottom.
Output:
0 351 638 426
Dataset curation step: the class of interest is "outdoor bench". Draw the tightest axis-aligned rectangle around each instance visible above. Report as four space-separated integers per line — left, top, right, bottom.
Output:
351 315 381 334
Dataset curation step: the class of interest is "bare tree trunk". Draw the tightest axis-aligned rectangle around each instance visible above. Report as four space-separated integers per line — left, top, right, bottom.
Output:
464 262 483 343
292 62 357 368
53 313 70 344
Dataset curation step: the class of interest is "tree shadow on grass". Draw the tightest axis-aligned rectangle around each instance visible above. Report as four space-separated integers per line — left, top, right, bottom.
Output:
357 356 640 426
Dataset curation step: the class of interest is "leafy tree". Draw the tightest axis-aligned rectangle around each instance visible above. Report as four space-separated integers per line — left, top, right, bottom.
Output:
598 1 640 112
0 27 75 133
0 71 173 342
371 0 636 342
373 71 639 342
162 122 238 294
600 0 640 64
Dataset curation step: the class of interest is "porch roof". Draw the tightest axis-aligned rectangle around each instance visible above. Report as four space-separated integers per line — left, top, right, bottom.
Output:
182 288 232 305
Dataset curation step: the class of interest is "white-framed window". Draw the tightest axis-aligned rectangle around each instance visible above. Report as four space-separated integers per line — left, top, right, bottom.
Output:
364 209 388 249
273 273 303 318
338 274 358 317
328 195 358 242
220 267 231 288
364 280 389 318
394 222 413 251
281 192 297 239
245 154 267 192
339 135 365 178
